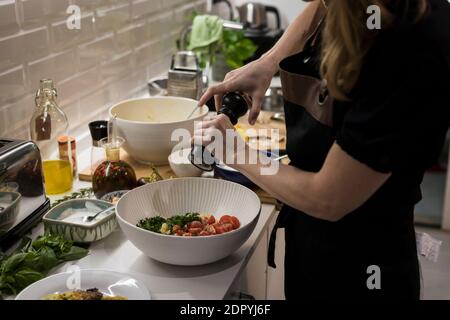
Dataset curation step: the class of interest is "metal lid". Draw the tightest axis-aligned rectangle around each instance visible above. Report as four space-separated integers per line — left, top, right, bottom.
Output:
89 120 108 143
171 51 200 71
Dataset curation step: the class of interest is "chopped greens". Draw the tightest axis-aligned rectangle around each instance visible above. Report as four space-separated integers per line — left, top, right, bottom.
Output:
137 213 201 233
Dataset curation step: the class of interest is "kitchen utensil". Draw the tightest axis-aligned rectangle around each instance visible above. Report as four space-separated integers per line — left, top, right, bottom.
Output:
271 112 285 122
167 51 203 100
109 96 208 164
212 0 234 20
237 2 281 30
190 92 249 171
100 190 129 204
214 152 287 188
0 139 50 250
43 199 117 243
263 86 283 112
88 120 108 175
16 269 150 300
185 105 199 120
115 177 261 266
237 3 283 62
83 205 116 223
147 76 168 96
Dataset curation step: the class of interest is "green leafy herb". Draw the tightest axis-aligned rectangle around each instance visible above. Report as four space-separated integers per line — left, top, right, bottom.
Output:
137 216 166 233
221 29 258 69
184 13 258 70
166 213 201 229
137 213 201 234
0 234 89 297
50 188 93 208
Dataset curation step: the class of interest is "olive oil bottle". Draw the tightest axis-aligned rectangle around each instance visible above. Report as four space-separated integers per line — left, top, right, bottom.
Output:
30 79 73 194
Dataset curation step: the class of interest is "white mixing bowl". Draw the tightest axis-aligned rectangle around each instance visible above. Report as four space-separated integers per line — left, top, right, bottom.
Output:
115 178 261 266
109 96 208 164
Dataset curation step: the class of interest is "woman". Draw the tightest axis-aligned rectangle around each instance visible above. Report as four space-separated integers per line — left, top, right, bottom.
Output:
196 0 450 299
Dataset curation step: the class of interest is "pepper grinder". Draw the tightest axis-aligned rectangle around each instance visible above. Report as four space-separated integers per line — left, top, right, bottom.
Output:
189 92 249 171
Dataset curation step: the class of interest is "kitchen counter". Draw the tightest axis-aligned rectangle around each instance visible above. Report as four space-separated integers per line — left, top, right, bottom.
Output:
8 85 281 300
17 145 277 300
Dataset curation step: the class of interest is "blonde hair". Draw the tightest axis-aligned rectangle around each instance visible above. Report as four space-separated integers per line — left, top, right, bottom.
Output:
320 0 427 101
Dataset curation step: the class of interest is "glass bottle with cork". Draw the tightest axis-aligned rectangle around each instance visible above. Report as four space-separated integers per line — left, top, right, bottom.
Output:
30 79 74 194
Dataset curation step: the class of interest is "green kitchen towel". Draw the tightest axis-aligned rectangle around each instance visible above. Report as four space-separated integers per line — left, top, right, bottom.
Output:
188 15 223 50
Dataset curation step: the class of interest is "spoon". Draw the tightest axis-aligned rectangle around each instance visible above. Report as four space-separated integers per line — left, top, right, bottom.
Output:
82 206 115 223
273 154 288 162
270 112 285 122
186 105 199 119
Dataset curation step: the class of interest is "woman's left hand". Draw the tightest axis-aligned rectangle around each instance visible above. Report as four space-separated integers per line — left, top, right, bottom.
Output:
193 114 248 165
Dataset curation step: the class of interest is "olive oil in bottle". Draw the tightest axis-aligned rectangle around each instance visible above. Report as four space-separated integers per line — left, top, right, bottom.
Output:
30 79 73 195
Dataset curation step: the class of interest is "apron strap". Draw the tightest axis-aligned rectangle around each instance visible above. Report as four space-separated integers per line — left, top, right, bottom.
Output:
268 207 291 268
303 16 325 52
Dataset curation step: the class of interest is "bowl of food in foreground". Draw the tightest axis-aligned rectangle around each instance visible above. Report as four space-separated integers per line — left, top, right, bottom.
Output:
115 177 261 266
15 269 150 300
109 96 209 164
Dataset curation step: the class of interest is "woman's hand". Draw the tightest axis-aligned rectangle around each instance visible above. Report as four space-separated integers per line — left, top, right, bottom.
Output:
193 114 249 165
198 57 278 125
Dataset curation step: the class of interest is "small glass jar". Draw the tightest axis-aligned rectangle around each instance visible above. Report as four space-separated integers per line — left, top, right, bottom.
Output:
58 136 77 176
92 137 136 199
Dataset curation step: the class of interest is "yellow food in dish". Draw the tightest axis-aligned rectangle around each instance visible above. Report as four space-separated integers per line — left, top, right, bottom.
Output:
42 288 127 300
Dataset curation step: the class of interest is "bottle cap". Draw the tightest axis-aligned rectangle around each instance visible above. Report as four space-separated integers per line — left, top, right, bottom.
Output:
89 120 108 143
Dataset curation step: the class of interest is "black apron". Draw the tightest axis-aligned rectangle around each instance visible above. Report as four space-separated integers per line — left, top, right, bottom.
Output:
268 21 420 300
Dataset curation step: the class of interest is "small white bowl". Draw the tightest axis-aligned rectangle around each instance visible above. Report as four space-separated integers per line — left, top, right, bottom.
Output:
43 199 117 243
168 148 202 177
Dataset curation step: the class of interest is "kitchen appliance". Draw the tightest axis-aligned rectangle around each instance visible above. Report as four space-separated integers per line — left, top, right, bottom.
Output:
0 139 50 250
212 0 234 20
237 2 284 62
167 51 203 100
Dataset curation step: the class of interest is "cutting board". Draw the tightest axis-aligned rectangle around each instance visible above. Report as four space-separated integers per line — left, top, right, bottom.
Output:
78 111 286 208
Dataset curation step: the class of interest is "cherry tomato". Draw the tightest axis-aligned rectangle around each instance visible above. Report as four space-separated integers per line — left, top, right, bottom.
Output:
230 216 240 229
188 227 203 235
219 215 232 225
213 224 225 234
222 223 233 233
189 221 203 229
207 215 216 225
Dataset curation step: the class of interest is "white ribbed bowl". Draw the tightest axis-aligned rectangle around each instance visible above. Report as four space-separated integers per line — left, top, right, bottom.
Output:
116 178 261 266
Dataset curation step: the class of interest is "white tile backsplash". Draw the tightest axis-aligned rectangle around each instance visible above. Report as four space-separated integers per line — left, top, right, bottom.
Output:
0 0 206 140
21 0 70 27
0 66 26 104
0 1 19 37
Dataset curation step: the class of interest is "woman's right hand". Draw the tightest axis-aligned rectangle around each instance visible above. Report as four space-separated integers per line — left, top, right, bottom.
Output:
198 57 278 125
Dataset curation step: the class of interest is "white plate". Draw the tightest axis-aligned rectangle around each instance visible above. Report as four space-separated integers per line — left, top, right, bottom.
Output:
15 269 150 300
